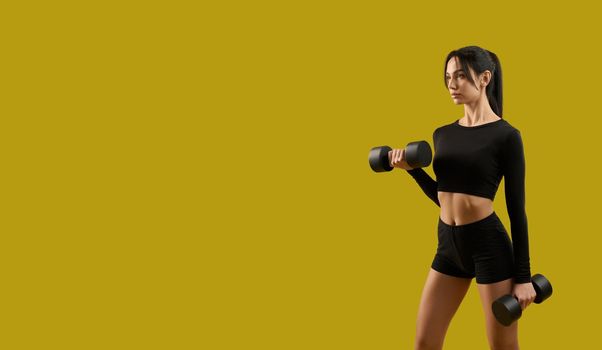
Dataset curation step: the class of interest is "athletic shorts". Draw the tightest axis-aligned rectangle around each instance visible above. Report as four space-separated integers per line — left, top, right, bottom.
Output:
431 211 516 284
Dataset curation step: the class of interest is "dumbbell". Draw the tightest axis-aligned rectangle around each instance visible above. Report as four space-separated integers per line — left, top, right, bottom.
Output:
491 273 553 327
368 141 432 172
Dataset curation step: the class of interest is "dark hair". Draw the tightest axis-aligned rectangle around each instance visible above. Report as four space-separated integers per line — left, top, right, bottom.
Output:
443 46 503 117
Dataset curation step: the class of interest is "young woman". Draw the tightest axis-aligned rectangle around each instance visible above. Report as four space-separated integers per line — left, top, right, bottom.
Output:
390 46 537 350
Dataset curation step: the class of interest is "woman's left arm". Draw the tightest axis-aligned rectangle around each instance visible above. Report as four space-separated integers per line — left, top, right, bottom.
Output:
503 129 537 309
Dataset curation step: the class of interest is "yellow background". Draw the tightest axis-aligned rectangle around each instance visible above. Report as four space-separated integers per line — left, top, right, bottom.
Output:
1 1 600 349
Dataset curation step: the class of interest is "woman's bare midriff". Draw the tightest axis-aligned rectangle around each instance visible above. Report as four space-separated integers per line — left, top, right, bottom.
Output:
438 191 494 226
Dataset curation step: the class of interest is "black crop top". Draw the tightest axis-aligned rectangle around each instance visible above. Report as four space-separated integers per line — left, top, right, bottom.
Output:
405 118 531 283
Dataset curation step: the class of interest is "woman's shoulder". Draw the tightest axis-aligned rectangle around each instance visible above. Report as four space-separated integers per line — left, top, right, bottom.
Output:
499 117 518 130
435 119 458 132
498 118 523 140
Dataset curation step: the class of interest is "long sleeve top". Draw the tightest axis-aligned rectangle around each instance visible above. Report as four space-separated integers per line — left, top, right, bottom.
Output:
406 118 531 283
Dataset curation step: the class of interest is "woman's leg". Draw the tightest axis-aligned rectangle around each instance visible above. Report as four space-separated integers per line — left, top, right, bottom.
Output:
476 278 519 350
415 268 472 350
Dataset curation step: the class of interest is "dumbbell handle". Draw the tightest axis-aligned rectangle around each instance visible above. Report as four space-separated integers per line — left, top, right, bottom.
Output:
387 149 413 170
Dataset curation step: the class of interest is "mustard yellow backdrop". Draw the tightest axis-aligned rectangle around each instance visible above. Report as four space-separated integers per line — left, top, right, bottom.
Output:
2 0 599 349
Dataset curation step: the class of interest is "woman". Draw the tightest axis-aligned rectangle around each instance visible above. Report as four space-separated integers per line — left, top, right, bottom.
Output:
390 46 537 350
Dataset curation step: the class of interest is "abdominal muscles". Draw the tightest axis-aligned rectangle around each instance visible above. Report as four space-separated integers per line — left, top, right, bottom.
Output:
438 192 494 226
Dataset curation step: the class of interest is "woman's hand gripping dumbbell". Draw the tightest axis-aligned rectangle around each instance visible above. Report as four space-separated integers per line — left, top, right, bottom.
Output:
368 141 433 172
492 274 553 326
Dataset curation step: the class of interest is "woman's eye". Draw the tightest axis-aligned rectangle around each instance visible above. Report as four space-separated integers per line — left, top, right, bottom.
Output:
446 75 464 80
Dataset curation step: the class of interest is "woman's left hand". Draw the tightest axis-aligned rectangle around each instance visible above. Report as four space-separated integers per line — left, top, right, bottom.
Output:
512 282 537 310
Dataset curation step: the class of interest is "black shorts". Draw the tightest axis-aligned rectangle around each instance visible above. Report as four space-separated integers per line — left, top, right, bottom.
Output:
431 211 515 284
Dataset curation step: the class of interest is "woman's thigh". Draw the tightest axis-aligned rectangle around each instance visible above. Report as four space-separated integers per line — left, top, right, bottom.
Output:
476 278 519 349
415 268 472 348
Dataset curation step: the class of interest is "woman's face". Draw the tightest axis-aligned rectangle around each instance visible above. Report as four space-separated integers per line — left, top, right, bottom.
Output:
445 56 487 105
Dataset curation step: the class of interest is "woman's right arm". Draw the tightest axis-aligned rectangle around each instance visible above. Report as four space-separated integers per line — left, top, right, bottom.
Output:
398 129 440 207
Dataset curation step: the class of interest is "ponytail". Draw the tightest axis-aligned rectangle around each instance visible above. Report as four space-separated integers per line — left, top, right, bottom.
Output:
486 50 503 117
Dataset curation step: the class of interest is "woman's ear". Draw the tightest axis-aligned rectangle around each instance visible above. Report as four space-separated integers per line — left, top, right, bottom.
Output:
481 70 492 87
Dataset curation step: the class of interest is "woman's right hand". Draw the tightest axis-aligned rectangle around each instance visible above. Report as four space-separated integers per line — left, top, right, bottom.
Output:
389 148 414 170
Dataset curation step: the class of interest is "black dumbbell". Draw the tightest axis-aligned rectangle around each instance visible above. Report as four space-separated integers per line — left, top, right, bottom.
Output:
491 273 553 327
368 141 432 172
